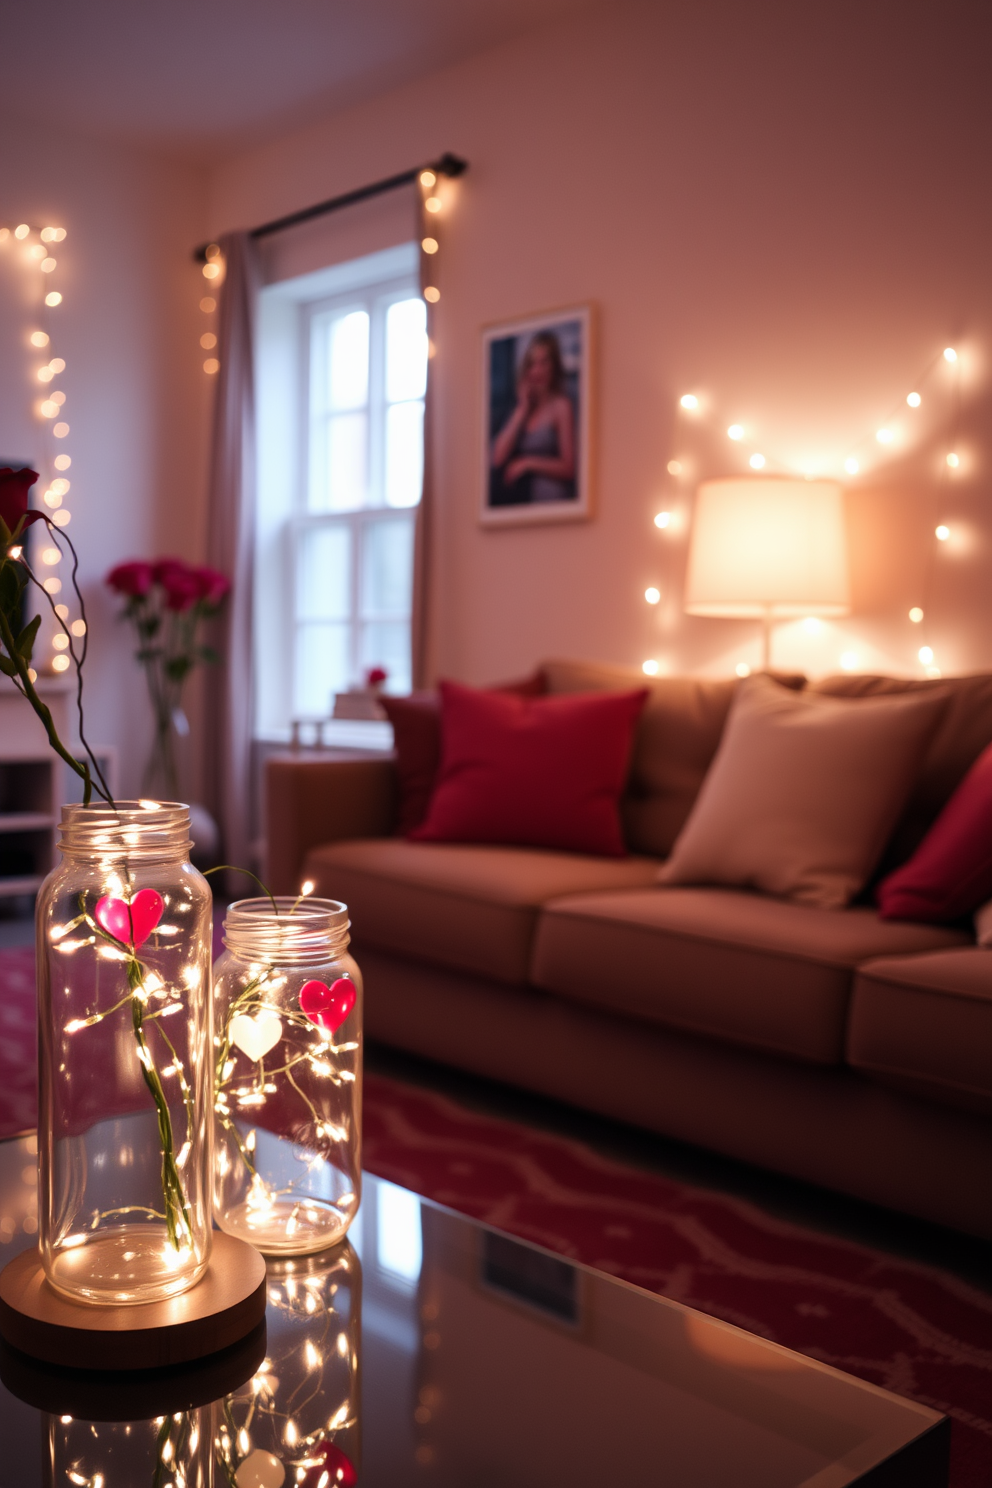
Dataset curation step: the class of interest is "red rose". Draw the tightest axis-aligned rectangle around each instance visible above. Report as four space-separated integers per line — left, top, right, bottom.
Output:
366 666 388 687
191 565 230 606
105 560 155 598
0 467 42 536
151 558 198 612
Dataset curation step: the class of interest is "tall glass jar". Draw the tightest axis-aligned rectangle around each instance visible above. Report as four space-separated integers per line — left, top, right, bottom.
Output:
36 801 213 1304
213 898 362 1254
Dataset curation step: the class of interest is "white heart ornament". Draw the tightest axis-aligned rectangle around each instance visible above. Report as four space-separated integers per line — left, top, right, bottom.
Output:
235 1450 285 1488
230 1011 283 1062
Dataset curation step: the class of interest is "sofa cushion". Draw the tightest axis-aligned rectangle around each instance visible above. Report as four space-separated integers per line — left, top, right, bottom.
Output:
658 675 947 909
410 681 647 856
541 659 739 856
531 887 969 1064
809 672 992 872
848 950 992 1115
302 838 661 985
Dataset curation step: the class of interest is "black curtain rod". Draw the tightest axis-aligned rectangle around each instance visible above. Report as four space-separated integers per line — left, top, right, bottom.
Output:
193 151 467 263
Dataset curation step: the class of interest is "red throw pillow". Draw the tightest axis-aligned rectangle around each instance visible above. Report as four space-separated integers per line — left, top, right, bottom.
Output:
410 680 648 857
877 740 992 922
381 673 545 834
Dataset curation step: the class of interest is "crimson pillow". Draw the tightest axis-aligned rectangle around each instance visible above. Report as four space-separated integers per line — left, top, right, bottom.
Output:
409 680 648 856
877 740 992 923
381 673 545 834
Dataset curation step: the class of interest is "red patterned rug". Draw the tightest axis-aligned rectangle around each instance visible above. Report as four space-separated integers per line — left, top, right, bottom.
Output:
2 946 989 1484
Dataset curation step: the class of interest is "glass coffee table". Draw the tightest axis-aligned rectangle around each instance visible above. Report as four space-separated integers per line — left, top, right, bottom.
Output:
0 1132 947 1485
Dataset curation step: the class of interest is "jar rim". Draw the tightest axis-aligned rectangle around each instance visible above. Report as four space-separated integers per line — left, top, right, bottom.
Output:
226 895 347 929
58 800 192 857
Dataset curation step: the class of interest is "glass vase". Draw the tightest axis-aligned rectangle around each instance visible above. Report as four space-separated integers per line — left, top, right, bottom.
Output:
215 1241 361 1486
212 897 362 1254
36 801 213 1304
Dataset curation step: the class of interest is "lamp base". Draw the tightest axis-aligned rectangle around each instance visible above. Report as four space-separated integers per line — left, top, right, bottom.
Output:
0 1232 266 1370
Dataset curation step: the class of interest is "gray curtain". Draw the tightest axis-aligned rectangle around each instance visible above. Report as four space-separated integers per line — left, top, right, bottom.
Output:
204 231 261 884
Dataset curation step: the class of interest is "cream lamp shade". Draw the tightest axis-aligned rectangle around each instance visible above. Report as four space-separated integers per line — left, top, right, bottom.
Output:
684 477 850 665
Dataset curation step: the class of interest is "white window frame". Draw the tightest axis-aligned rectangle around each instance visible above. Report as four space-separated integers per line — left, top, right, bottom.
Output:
253 242 422 743
292 276 421 708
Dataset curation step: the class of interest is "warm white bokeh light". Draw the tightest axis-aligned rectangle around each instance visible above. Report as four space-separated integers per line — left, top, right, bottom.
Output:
679 394 698 410
935 525 950 541
875 428 893 445
203 358 220 375
844 457 859 475
45 291 62 306
52 654 71 672
839 651 859 671
642 659 660 676
748 453 765 469
943 347 957 363
419 170 437 188
30 331 49 348
654 511 671 529
946 452 959 468
54 454 71 470
727 424 744 440
907 391 921 408
735 662 751 677
421 237 439 254
644 586 661 604
424 196 442 213
70 619 86 636
667 460 682 475
909 607 924 623
918 646 934 665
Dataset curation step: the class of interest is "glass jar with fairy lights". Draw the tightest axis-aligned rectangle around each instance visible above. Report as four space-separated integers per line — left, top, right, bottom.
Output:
214 1241 361 1487
212 897 362 1254
36 801 213 1305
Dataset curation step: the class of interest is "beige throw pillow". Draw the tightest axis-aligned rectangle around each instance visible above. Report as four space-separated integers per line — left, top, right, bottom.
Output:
658 675 947 909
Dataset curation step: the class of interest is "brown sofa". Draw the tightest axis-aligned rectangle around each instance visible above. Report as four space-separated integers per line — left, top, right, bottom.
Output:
266 662 992 1239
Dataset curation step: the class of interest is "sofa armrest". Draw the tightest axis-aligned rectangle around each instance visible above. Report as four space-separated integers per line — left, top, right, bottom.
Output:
265 753 398 894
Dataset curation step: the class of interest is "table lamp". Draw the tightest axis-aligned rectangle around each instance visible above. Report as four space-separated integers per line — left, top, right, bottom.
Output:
684 477 850 667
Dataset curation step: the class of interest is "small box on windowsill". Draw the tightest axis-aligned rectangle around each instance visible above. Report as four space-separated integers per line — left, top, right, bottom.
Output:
332 689 387 722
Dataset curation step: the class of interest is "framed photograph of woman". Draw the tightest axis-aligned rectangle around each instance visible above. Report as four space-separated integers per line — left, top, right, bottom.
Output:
481 305 593 526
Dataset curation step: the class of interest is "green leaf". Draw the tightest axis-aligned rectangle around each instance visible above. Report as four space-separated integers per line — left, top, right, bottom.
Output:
0 559 26 620
16 614 42 662
164 656 192 683
0 653 16 676
198 645 220 665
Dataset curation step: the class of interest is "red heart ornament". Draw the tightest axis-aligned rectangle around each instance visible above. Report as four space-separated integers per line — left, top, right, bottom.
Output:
301 1441 357 1488
299 977 355 1033
94 889 164 948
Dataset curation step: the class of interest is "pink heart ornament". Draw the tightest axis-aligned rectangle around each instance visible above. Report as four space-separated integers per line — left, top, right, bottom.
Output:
299 977 355 1033
94 889 164 948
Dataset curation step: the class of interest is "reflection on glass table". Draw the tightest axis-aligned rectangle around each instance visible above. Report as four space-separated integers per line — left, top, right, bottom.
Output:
0 1134 948 1486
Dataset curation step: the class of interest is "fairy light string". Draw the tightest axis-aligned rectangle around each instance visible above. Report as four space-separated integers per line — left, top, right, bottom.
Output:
645 343 969 678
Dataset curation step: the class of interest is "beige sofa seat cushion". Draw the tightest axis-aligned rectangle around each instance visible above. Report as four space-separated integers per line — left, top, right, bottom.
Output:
531 887 968 1064
848 950 992 1116
303 838 661 985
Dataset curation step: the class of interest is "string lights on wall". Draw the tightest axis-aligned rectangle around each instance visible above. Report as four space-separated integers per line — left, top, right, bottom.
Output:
643 344 970 680
0 217 83 677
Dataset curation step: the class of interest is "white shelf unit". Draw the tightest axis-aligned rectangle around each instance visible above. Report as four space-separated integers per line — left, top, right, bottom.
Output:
0 678 117 901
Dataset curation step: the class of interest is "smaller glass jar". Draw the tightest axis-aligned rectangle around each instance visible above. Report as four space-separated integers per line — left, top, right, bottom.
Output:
213 898 362 1254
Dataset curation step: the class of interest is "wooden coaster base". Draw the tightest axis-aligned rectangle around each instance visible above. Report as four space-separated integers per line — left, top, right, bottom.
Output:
0 1233 266 1370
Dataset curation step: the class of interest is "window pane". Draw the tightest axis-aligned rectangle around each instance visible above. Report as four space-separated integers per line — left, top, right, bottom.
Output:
295 622 350 715
361 515 414 617
385 298 427 403
384 401 424 509
359 620 411 695
324 411 368 511
329 310 369 411
298 525 350 620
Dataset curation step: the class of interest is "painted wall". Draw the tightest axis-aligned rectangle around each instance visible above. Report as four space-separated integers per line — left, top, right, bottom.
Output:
0 117 210 794
223 0 986 684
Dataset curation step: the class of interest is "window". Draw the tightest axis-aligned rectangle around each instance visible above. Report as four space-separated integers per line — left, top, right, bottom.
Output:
254 244 425 739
